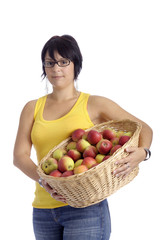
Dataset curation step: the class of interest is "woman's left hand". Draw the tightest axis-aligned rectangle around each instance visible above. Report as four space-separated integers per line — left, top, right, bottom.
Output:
113 146 146 178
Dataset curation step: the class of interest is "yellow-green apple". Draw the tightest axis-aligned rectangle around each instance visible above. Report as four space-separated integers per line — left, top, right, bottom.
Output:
72 128 85 142
74 159 83 168
82 131 89 140
58 156 74 172
111 137 119 146
52 148 66 161
87 130 102 145
66 141 77 151
103 155 110 161
119 135 131 146
49 169 62 177
96 139 112 154
83 145 98 158
74 165 88 174
76 139 91 152
124 131 132 137
42 158 58 174
67 149 81 161
110 145 122 155
116 130 124 138
95 154 106 163
82 157 97 169
61 170 74 177
102 128 117 140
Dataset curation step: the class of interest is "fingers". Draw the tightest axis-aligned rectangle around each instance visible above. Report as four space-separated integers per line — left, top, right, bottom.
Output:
42 180 67 203
113 162 131 178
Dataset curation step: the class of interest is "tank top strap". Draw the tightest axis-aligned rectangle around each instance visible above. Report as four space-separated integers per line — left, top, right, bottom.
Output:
34 95 47 120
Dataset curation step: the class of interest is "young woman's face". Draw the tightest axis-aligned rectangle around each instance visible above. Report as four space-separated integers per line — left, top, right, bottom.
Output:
44 51 75 89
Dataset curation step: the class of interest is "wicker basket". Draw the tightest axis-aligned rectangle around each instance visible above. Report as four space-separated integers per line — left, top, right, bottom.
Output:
37 119 142 208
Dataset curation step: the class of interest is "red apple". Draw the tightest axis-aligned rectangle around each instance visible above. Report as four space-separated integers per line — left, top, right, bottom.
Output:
74 165 88 174
111 137 119 146
87 130 102 145
91 163 99 168
67 149 81 161
82 157 97 169
83 145 98 158
49 169 62 177
96 139 112 154
72 128 85 142
58 156 74 172
61 170 74 177
102 128 117 140
103 155 110 161
95 154 106 163
76 139 91 152
110 145 122 155
119 135 131 146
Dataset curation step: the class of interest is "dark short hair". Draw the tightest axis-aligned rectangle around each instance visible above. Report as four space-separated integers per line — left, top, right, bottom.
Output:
41 35 83 80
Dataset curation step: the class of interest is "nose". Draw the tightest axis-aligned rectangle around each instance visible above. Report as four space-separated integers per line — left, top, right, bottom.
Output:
52 63 61 72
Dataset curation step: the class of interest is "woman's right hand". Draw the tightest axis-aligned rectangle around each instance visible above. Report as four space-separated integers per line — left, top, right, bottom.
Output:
41 180 67 203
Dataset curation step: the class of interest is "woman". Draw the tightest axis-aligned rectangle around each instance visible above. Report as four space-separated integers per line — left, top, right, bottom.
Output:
13 35 153 240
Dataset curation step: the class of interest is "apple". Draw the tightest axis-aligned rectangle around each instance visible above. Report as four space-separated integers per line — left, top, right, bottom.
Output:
49 169 62 177
102 128 117 140
42 158 58 175
61 170 74 177
74 159 83 168
67 149 81 161
76 139 91 152
82 157 97 169
66 141 77 151
74 165 88 174
91 163 99 168
95 154 106 163
83 145 98 158
96 139 112 154
52 148 66 161
110 145 122 155
119 135 131 146
111 137 119 146
116 130 124 138
87 130 102 145
103 155 110 161
82 131 89 140
124 131 132 137
72 128 85 142
58 156 74 172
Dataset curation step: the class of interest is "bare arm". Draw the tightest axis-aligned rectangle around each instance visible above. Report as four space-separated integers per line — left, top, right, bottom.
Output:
88 95 153 178
13 100 39 182
13 100 67 202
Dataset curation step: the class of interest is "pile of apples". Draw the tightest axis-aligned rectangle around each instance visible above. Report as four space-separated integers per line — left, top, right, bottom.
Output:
41 128 132 177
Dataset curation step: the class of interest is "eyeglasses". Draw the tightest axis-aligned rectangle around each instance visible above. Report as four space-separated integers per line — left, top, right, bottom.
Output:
43 58 71 68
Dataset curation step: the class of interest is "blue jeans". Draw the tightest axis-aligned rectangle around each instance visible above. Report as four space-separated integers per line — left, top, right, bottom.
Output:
33 199 111 240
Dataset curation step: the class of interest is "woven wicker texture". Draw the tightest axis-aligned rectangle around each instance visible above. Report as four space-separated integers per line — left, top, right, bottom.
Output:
37 119 142 208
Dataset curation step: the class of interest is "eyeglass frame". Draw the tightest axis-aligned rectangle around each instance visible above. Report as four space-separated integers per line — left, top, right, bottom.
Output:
43 58 71 68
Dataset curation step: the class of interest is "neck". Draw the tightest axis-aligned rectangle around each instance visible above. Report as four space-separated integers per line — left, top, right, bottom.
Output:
50 85 79 102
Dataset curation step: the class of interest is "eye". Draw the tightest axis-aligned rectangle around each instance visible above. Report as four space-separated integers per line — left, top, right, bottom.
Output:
44 61 54 67
59 59 70 66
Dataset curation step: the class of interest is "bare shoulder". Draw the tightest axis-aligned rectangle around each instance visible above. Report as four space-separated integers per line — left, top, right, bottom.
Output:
88 95 118 110
20 99 37 122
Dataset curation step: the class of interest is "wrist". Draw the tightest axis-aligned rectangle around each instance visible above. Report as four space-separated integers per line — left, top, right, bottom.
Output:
38 177 44 188
143 148 151 161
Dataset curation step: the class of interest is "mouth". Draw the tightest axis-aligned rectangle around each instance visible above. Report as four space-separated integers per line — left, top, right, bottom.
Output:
52 76 63 79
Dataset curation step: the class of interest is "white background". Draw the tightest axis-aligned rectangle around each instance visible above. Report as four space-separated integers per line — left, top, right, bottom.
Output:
0 0 160 239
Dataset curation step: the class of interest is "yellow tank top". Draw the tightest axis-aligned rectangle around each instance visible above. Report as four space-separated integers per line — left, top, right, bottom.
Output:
31 92 94 209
